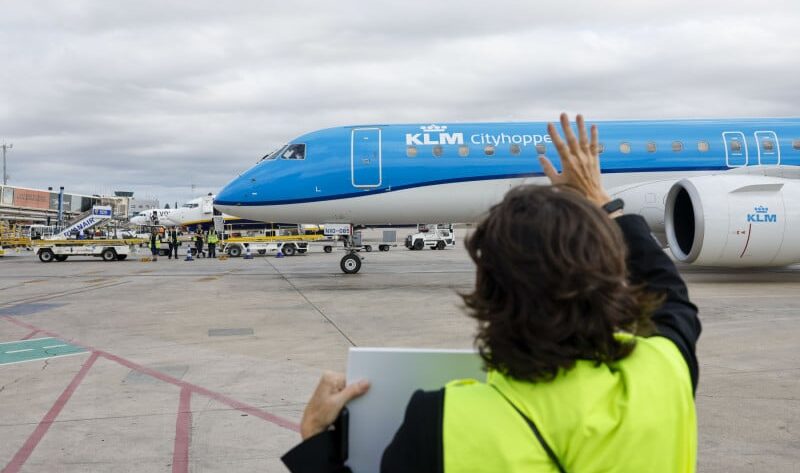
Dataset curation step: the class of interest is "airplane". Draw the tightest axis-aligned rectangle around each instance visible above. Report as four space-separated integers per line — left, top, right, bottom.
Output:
130 208 179 227
213 118 800 273
166 193 319 233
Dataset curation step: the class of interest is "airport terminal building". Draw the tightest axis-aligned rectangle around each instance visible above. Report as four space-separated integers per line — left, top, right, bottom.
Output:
0 185 130 224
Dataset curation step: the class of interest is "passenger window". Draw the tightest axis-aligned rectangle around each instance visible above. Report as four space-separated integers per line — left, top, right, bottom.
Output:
762 139 774 152
484 145 495 156
672 141 683 152
458 145 469 157
598 143 605 154
793 139 800 150
646 142 656 153
535 144 546 155
510 144 521 156
281 144 306 160
730 141 742 153
432 145 443 157
406 146 418 158
697 141 709 152
619 142 631 154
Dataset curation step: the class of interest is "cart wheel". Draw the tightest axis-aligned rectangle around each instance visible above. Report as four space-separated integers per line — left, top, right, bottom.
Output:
116 255 128 261
102 248 117 261
413 239 424 251
298 249 307 254
282 244 297 256
39 249 55 263
436 241 446 250
54 254 68 262
324 246 333 253
228 246 242 257
340 254 362 274
364 245 372 252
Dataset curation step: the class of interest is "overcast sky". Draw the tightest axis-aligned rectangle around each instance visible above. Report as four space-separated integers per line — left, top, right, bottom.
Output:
2 1 799 206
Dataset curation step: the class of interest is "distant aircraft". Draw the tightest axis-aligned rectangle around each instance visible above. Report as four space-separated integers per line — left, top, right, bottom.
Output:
214 118 800 273
130 208 179 227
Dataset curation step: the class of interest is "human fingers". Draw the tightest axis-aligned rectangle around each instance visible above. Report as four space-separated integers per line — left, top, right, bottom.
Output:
577 114 590 153
559 113 581 157
590 124 600 170
546 122 572 172
332 379 371 405
538 156 562 184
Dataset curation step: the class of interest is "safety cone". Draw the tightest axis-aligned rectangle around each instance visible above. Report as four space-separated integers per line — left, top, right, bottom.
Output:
244 245 254 259
276 251 284 258
185 249 194 261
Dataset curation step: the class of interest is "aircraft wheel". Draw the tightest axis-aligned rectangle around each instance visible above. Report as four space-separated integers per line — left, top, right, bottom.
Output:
340 254 362 274
282 244 297 256
436 241 446 250
102 248 117 261
39 249 55 263
413 239 424 251
324 245 333 253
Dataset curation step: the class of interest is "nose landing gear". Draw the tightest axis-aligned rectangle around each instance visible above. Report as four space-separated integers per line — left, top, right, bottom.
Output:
340 252 362 274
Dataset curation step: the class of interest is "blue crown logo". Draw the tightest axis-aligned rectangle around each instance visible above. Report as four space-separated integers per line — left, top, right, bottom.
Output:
420 124 447 133
754 205 769 213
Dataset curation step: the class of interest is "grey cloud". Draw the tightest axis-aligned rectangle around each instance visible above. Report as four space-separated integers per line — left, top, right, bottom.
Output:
2 0 799 206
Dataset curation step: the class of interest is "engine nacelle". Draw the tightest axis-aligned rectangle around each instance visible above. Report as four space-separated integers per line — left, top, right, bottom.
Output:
665 175 800 267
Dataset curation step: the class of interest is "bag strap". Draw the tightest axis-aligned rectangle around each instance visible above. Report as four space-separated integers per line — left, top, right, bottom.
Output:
490 384 567 473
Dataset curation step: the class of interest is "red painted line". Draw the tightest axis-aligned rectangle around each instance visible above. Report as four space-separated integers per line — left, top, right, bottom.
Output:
1 316 300 432
3 351 99 473
739 223 753 258
19 330 40 340
172 387 192 473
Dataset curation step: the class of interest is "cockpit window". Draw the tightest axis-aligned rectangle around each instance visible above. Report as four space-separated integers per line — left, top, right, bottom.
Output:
261 145 288 162
280 144 306 160
182 203 199 208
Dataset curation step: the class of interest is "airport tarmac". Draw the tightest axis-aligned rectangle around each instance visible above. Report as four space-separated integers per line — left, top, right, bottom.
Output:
0 236 798 473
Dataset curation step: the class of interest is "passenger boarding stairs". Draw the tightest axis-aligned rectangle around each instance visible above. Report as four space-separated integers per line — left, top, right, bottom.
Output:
50 206 113 240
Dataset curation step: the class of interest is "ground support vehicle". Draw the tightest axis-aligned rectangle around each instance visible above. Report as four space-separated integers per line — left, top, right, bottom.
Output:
32 239 145 262
405 224 456 250
222 234 325 257
352 230 398 253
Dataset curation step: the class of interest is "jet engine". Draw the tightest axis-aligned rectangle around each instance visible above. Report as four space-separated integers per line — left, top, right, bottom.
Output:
664 175 800 267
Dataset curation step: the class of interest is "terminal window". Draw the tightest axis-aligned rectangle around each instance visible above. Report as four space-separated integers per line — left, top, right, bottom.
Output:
432 145 443 157
510 144 521 156
458 145 469 157
672 141 684 152
647 142 657 153
619 142 631 154
484 145 495 156
406 146 418 158
697 141 710 152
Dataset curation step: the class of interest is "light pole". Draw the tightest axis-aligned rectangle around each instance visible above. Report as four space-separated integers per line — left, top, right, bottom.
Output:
1 143 12 185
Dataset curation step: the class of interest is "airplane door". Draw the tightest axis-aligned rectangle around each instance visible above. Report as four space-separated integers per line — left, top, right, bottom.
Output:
351 128 382 188
754 131 780 165
722 131 748 167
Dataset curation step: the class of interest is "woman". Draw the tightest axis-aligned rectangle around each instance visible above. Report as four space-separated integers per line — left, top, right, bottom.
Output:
283 114 701 472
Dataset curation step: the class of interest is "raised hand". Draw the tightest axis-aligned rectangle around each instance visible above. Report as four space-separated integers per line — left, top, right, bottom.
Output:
539 113 612 207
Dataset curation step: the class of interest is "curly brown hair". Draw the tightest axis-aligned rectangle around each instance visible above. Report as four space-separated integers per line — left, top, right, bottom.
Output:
462 185 659 382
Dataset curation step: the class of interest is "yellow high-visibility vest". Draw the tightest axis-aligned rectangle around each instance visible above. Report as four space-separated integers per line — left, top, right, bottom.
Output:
444 336 696 472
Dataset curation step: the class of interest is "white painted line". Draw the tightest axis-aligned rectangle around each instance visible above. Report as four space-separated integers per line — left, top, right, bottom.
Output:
0 351 89 366
0 337 55 346
5 348 35 354
42 344 67 349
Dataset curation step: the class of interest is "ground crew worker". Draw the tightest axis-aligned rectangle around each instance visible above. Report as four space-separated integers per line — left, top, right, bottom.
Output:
169 228 179 259
207 229 219 258
194 230 205 258
282 114 701 473
149 230 158 262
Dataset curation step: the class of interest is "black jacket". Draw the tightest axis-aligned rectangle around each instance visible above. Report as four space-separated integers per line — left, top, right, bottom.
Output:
282 214 701 473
